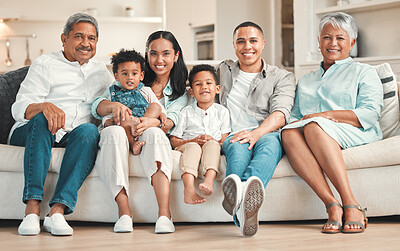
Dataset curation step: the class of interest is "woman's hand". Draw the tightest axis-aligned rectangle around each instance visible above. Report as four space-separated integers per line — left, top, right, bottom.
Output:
134 117 161 137
110 103 133 125
161 118 174 134
96 100 132 125
300 110 362 128
104 118 115 128
301 111 338 123
160 113 167 126
230 130 262 150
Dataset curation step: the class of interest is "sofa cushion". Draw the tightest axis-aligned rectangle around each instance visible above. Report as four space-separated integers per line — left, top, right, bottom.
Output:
375 63 400 138
0 144 228 180
2 135 400 180
0 67 29 144
273 135 400 178
126 150 227 181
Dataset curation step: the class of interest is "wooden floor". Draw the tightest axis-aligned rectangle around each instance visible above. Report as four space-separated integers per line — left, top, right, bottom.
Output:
1 216 400 251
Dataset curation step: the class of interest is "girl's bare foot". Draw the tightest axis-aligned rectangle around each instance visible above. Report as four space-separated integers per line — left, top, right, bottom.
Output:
130 140 145 155
184 188 205 204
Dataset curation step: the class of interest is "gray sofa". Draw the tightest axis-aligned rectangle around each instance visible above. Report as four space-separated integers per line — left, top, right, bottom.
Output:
0 65 399 223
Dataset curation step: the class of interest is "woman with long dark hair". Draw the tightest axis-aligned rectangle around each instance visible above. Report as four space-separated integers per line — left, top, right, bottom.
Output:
143 30 189 133
91 30 189 235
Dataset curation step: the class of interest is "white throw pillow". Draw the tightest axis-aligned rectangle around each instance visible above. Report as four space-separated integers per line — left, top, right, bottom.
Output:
375 63 400 139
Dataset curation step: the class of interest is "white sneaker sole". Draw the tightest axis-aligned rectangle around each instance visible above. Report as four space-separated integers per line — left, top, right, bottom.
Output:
222 175 242 216
18 228 40 236
44 225 73 236
240 177 264 237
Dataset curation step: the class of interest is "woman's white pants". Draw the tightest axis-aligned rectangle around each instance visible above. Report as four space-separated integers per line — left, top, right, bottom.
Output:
94 126 172 199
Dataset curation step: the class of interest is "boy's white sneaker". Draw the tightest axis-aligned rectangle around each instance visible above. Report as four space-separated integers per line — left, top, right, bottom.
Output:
114 215 133 233
155 216 175 234
18 213 40 236
43 213 73 236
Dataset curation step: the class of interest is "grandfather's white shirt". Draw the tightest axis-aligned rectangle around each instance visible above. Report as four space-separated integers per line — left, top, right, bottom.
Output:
10 50 114 142
171 102 231 141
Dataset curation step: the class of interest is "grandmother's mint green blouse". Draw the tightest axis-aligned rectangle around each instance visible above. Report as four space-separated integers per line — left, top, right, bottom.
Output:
283 57 383 149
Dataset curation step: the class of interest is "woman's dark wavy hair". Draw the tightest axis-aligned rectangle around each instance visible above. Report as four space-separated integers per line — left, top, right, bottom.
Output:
143 30 188 101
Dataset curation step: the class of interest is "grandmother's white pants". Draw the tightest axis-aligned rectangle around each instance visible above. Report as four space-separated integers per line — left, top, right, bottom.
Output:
94 126 172 199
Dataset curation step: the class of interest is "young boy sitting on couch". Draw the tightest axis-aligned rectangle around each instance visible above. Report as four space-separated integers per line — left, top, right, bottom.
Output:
170 64 231 204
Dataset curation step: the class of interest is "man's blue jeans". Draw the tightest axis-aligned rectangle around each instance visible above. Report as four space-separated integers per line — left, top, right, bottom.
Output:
10 113 99 215
222 132 282 188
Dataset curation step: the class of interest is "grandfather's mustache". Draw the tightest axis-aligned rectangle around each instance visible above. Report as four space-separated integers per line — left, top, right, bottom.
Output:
76 46 93 51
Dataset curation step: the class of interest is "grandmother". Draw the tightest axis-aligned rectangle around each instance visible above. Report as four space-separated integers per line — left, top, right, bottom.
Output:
281 12 383 234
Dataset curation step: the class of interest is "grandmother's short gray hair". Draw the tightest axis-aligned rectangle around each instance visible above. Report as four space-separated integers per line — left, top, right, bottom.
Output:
63 13 99 38
319 12 358 40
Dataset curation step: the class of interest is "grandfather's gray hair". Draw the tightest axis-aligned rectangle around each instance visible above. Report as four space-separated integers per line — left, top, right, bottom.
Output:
63 13 99 38
319 12 358 40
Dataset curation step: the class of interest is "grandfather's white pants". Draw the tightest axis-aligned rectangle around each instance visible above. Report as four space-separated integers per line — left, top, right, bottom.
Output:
94 126 172 199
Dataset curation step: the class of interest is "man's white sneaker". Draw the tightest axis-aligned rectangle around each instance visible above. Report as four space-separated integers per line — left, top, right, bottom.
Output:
114 215 133 233
43 213 73 236
18 214 40 236
235 176 265 237
155 216 175 234
222 174 243 216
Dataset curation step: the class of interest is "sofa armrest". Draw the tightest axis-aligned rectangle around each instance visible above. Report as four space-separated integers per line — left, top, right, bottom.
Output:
0 66 29 144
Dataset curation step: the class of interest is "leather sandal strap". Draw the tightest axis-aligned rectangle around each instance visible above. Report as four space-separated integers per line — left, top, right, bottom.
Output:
343 204 367 217
326 202 342 212
343 204 361 210
343 205 368 222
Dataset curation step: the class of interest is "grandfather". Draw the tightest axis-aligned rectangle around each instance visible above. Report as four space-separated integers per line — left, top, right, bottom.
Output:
9 13 113 236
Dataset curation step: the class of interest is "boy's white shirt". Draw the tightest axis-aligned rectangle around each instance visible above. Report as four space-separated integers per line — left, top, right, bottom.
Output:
171 101 231 141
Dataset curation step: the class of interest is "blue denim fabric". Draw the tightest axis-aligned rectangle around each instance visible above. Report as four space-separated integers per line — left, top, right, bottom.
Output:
10 113 99 215
110 82 149 117
222 132 282 188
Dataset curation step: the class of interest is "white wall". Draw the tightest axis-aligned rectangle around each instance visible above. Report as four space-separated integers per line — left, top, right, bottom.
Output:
166 0 275 64
165 0 193 60
1 0 286 73
0 0 164 73
215 0 270 62
352 8 400 58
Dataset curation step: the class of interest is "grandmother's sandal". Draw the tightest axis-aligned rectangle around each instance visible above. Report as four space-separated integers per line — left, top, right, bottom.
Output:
321 202 342 234
342 205 367 234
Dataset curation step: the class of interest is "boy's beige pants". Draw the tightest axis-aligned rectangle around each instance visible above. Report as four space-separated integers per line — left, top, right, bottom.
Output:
175 140 221 177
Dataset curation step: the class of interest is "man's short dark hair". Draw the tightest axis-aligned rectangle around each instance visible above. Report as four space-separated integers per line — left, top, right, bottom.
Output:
111 49 146 74
233 21 264 37
188 64 218 87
